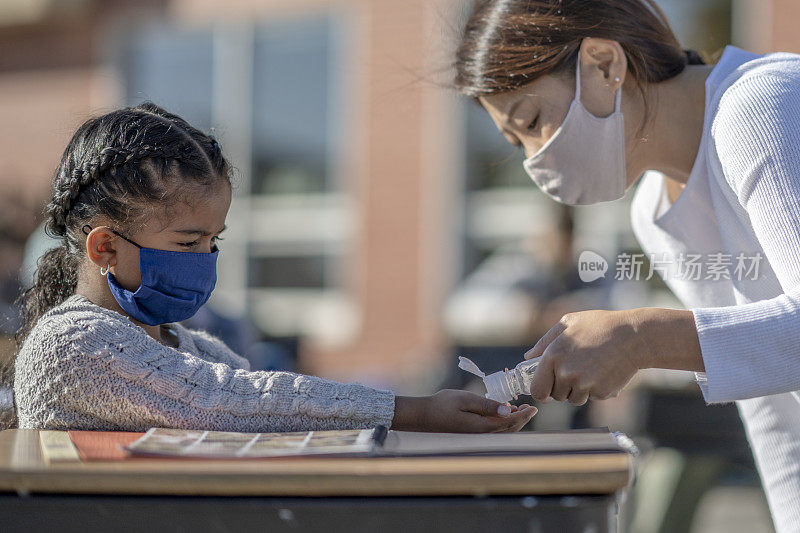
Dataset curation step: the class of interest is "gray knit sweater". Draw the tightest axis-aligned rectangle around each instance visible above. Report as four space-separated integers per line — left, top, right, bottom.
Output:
14 294 396 432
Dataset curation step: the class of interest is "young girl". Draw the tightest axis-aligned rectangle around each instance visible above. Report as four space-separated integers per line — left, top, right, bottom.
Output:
13 102 536 433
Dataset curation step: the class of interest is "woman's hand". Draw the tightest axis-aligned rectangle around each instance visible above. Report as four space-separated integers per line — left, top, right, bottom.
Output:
392 390 537 433
524 308 704 406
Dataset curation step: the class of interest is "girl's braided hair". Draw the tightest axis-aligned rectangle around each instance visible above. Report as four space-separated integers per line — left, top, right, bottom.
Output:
15 101 232 346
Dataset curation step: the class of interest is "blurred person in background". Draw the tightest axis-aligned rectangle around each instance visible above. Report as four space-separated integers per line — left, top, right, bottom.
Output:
445 205 584 347
454 0 800 530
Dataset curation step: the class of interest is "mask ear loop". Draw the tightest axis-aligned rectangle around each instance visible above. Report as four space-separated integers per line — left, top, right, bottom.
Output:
109 229 143 249
81 224 142 249
575 55 623 113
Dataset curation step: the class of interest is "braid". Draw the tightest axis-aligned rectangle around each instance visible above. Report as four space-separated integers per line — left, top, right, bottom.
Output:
97 144 198 169
48 166 97 236
47 143 202 235
202 135 230 178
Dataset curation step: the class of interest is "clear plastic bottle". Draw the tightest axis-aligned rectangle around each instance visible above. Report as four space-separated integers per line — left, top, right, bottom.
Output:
458 356 541 403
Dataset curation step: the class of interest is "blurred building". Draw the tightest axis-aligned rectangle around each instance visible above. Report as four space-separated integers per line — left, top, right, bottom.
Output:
0 0 797 393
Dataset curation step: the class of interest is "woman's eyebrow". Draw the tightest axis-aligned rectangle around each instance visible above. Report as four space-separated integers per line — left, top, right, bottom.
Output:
506 99 524 124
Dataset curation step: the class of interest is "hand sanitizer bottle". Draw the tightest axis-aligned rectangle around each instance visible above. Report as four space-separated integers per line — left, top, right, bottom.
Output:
458 356 541 403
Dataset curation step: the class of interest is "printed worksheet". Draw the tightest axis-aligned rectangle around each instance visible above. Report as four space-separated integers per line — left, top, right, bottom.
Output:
126 428 376 458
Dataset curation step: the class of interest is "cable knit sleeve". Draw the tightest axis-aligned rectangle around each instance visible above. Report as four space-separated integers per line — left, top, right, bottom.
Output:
178 325 252 371
692 69 800 402
14 301 395 432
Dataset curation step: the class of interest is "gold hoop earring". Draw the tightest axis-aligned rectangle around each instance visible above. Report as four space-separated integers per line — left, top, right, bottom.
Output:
100 264 110 276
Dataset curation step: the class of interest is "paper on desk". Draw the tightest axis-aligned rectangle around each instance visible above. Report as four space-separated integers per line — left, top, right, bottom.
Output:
125 428 376 458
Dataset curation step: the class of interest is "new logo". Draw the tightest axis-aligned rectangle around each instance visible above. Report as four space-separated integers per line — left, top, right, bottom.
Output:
578 250 608 283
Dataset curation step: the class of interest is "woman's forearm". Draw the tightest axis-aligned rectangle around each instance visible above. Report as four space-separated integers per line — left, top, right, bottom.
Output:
631 307 705 372
523 307 706 404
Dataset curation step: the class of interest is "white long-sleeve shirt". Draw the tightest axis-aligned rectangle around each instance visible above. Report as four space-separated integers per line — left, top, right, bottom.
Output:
630 45 800 532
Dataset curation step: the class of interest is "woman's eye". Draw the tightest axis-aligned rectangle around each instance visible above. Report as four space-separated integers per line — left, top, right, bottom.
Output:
527 115 539 131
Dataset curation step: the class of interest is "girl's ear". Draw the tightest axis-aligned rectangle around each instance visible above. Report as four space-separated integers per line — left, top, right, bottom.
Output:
85 226 120 270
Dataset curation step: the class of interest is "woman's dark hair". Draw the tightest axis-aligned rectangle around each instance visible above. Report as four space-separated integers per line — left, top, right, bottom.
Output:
455 0 706 130
15 102 232 346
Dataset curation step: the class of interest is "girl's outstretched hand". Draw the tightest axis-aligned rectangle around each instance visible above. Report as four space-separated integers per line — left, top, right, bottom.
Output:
392 390 537 433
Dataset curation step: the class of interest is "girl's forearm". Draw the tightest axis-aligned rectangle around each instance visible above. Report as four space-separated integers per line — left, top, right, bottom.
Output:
630 307 706 372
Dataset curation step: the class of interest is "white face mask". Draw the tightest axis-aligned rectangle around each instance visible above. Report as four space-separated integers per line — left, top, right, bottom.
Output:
522 58 627 205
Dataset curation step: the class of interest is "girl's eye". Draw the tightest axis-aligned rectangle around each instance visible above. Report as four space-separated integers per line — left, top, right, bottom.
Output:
527 115 539 131
178 236 224 249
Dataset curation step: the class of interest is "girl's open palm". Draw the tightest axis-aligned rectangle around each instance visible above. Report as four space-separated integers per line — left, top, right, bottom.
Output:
393 390 537 433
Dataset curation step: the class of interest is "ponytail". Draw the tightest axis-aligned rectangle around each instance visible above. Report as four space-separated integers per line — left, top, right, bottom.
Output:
4 243 78 430
15 244 80 347
684 48 706 65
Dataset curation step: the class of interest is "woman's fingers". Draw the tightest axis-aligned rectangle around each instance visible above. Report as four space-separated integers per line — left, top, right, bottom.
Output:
567 388 590 406
551 381 571 402
525 320 566 360
529 354 555 401
550 356 574 401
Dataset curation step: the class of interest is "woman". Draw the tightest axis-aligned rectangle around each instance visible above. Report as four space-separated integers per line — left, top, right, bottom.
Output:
454 0 800 530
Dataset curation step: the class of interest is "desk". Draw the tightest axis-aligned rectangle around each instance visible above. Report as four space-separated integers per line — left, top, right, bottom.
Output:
0 430 633 532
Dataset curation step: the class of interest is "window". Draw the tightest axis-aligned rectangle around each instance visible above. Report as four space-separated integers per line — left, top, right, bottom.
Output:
251 19 334 195
122 13 349 337
123 25 213 130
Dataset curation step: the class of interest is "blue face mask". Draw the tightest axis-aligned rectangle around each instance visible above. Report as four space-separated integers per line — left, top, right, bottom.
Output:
82 225 219 326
